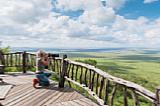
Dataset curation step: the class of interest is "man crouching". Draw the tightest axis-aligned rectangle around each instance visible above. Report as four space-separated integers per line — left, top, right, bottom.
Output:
33 50 51 88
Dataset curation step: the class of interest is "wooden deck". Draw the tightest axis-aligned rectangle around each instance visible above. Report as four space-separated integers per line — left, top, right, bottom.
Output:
0 73 99 106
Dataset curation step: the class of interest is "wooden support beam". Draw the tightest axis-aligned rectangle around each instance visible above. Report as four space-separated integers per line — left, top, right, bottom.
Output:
156 87 160 105
59 54 67 88
104 80 109 105
22 51 27 73
0 50 5 74
124 87 128 106
99 77 104 99
131 90 140 106
110 84 117 106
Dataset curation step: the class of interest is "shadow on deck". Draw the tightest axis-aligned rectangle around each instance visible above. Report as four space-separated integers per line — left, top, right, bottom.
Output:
0 72 98 106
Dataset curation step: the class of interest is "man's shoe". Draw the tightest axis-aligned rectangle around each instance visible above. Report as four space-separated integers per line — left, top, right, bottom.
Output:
33 78 39 88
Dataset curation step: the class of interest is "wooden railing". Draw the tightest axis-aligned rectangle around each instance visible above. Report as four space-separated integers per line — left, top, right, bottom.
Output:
0 51 61 74
0 51 159 106
59 58 160 106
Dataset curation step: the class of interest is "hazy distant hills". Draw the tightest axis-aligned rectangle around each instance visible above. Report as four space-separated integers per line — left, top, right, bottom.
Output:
10 47 160 54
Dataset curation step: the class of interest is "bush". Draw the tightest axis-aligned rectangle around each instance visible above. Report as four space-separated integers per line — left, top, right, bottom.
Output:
75 59 97 67
1 46 10 53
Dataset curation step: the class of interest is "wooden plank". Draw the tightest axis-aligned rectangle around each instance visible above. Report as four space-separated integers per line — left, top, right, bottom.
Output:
43 87 70 106
67 91 84 101
15 85 53 106
5 84 31 99
0 85 13 100
72 99 90 106
0 73 99 106
36 89 62 106
6 88 46 106
79 98 99 106
51 89 75 104
49 87 71 105
2 85 35 105
61 101 75 106
55 102 65 106
65 77 103 105
19 89 50 106
55 88 75 101
62 100 81 106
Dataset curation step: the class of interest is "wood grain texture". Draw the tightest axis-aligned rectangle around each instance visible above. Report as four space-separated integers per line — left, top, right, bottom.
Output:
0 85 13 100
0 73 98 106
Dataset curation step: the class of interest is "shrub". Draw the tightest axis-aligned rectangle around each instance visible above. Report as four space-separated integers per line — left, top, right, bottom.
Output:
1 46 10 53
75 59 97 67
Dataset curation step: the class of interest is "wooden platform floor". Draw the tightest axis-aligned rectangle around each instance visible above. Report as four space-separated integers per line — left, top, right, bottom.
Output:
0 73 99 106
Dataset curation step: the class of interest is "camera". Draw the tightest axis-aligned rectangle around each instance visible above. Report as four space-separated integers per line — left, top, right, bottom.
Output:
48 53 59 58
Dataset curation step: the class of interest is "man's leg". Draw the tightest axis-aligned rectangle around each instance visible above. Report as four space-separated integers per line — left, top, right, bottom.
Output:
36 73 50 86
44 72 51 78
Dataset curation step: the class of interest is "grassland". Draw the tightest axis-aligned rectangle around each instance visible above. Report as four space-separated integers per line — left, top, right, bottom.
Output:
4 48 160 105
62 50 160 105
66 50 160 92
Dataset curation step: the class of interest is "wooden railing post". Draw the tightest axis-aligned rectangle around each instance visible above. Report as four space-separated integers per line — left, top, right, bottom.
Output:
156 88 160 106
0 50 5 74
22 51 27 73
0 65 4 74
59 54 67 88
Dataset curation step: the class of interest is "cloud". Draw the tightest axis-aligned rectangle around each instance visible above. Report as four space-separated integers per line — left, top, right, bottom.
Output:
0 0 52 38
79 7 116 26
55 0 102 11
0 0 160 48
0 0 51 24
105 0 126 9
144 18 160 38
144 0 159 3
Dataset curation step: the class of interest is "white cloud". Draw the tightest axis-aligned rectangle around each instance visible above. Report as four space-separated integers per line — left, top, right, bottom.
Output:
55 0 102 11
0 0 160 48
144 0 159 3
79 7 116 26
27 14 69 34
106 0 126 9
0 0 51 24
110 16 160 47
0 0 52 38
144 18 160 38
55 0 116 26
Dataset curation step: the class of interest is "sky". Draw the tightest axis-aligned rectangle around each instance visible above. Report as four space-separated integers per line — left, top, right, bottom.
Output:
0 0 160 49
